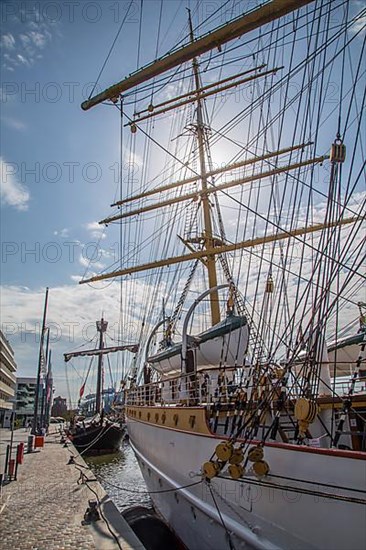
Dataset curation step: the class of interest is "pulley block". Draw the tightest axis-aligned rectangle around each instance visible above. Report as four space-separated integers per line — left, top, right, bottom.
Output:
229 448 244 465
228 463 244 480
294 398 318 423
202 461 220 479
248 445 264 462
253 460 270 477
215 441 233 462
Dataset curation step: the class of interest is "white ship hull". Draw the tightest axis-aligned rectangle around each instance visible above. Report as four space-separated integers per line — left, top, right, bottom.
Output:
127 417 366 550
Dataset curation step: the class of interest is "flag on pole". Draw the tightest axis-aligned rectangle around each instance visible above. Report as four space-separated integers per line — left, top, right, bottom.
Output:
46 382 52 402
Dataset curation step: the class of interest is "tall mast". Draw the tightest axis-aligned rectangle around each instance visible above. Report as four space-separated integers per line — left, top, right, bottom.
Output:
188 9 220 326
95 318 108 415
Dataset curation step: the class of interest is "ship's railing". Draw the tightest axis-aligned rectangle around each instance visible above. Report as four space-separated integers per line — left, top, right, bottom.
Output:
126 369 251 407
333 374 366 395
126 371 215 407
125 368 365 408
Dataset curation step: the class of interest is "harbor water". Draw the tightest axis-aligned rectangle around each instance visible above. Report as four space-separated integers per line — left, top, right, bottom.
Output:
86 439 152 512
86 442 184 549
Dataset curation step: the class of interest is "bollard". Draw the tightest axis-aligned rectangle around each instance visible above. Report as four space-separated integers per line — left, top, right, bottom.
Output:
34 435 45 449
16 442 24 464
27 435 35 453
8 459 15 478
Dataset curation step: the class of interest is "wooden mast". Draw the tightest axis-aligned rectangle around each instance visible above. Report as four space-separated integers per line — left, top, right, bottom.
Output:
188 8 220 326
95 318 108 415
79 0 316 319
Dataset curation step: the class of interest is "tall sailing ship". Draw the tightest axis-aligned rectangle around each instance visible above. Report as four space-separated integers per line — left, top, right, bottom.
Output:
64 318 137 454
80 1 365 548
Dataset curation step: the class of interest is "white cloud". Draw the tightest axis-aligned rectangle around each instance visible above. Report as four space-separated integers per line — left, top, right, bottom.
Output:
29 31 47 48
79 254 105 271
122 146 143 168
0 281 149 403
351 14 366 34
19 34 31 47
1 22 53 71
53 228 70 238
85 221 100 231
160 82 187 102
1 33 16 50
2 116 27 131
84 221 106 239
0 157 30 211
79 255 90 268
16 53 30 66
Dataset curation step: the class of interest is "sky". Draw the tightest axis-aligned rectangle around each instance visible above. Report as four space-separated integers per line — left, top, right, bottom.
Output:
1 0 365 405
1 0 212 402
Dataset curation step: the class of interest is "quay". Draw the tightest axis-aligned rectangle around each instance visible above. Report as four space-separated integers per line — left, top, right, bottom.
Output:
0 426 146 550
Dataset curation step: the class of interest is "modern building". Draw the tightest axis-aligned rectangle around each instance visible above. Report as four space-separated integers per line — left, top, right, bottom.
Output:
14 366 54 429
0 330 17 427
14 377 40 426
51 395 67 417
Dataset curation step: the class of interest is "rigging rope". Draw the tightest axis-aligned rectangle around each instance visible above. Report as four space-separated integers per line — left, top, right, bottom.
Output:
88 0 134 100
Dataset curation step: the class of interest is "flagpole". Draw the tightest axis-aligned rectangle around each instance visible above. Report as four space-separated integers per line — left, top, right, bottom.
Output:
32 287 49 435
44 349 52 429
40 328 50 429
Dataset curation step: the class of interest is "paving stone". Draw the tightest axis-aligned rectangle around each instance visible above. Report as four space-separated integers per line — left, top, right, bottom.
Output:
0 429 98 550
1 427 145 550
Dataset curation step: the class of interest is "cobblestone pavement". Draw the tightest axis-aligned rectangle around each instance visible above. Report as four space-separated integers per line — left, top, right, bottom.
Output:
0 428 112 550
0 427 30 475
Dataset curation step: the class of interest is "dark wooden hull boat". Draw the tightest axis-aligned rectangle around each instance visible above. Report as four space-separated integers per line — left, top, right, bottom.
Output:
67 419 124 455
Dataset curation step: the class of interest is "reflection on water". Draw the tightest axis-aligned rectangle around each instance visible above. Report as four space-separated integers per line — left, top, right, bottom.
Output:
86 440 151 511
